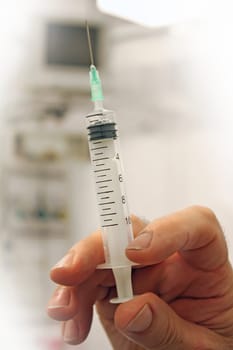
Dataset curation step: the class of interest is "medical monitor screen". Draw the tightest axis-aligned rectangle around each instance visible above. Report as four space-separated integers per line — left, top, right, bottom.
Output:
45 22 99 68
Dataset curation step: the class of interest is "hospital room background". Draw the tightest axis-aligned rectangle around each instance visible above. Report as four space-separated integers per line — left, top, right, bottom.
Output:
0 1 233 349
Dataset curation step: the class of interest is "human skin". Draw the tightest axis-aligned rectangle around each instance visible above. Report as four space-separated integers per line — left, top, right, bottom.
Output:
47 206 233 349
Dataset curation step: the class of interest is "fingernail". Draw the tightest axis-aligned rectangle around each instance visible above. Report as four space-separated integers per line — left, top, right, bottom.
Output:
48 287 71 309
52 251 74 269
127 232 152 250
63 319 79 343
126 304 153 332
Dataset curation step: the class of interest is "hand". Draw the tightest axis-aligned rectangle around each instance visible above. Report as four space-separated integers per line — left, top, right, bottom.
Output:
47 206 233 349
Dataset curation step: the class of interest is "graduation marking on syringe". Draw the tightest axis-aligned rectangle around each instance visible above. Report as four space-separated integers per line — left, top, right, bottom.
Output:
102 223 119 228
101 213 117 216
94 168 110 173
91 146 108 151
99 201 115 205
93 157 109 162
97 174 107 178
96 179 112 184
97 190 114 194
94 152 104 156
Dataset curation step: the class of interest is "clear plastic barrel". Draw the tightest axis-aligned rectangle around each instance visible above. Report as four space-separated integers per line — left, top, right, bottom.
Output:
86 108 135 302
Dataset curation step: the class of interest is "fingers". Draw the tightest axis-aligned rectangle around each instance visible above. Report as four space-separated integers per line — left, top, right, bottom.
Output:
114 293 222 350
47 270 110 321
132 253 200 303
47 286 94 345
47 286 79 321
47 215 147 344
47 277 110 345
50 231 104 286
126 206 228 271
50 215 148 286
62 303 93 345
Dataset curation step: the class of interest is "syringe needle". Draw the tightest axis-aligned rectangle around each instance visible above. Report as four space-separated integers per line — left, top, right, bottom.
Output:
86 20 94 66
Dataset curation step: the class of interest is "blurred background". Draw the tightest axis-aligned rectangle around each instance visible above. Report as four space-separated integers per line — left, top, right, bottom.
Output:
1 0 233 349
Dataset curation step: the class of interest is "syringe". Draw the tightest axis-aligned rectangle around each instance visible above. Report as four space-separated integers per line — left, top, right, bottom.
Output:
85 23 134 303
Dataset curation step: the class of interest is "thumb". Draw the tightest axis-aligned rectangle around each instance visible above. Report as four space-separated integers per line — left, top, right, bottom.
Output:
114 293 221 350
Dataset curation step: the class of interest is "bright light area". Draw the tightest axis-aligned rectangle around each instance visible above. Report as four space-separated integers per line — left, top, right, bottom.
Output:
0 1 36 95
97 0 210 27
0 0 36 37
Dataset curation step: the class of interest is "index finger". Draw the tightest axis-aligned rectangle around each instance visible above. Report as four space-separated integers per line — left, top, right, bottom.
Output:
50 231 104 286
50 215 147 286
126 206 228 271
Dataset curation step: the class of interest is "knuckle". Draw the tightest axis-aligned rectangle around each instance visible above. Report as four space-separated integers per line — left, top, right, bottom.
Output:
190 206 225 246
191 205 220 228
191 205 217 221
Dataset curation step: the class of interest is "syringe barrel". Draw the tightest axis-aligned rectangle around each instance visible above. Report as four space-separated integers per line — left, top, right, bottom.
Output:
86 109 134 268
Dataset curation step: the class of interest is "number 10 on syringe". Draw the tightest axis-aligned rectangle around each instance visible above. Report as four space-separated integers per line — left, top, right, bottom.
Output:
85 23 134 303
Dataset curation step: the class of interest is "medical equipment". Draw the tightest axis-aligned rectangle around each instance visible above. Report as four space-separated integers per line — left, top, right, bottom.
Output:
85 23 134 303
